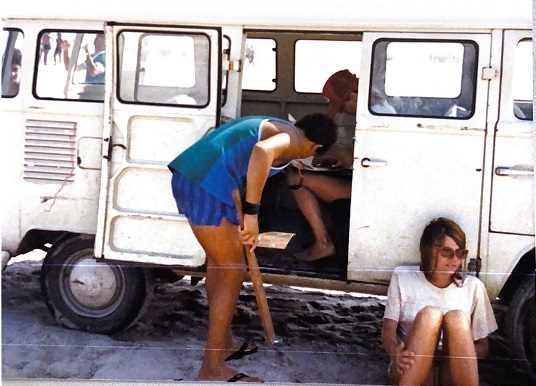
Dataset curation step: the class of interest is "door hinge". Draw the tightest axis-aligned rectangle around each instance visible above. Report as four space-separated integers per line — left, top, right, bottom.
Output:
224 59 243 72
481 67 499 80
467 257 482 275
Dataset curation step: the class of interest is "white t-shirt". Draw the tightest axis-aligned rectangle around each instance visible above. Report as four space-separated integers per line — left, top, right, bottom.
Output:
383 265 498 343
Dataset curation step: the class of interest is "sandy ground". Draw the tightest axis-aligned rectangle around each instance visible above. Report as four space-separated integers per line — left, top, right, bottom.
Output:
1 252 533 385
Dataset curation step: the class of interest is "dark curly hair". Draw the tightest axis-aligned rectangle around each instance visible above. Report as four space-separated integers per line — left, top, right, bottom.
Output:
295 113 338 154
419 217 466 286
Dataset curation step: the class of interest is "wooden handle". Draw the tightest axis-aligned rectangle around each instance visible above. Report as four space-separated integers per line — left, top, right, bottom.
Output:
232 190 276 345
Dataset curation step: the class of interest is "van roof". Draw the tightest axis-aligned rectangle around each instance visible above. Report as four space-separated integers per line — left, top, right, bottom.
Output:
2 0 532 31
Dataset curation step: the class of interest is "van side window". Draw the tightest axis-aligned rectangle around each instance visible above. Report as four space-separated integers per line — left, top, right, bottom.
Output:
35 30 105 102
118 31 209 107
370 40 477 119
1 29 24 98
242 38 276 91
513 39 532 120
294 39 361 93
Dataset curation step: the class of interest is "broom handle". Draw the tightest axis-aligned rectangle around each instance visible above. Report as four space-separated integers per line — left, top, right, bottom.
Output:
232 189 276 345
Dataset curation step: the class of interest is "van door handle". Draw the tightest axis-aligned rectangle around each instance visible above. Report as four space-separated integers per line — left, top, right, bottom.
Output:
495 167 534 176
361 158 387 168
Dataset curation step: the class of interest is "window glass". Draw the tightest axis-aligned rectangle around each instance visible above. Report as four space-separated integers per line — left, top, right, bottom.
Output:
119 31 209 106
242 38 276 91
35 31 105 101
295 40 361 93
2 29 24 98
512 39 533 120
370 40 477 118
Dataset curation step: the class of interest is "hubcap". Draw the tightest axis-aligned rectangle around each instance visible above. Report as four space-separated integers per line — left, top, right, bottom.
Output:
59 249 125 317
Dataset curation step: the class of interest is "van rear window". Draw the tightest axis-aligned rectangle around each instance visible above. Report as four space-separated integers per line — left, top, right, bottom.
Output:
369 39 478 119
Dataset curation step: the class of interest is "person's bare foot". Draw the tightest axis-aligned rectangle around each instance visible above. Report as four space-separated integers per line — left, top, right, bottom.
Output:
295 241 335 261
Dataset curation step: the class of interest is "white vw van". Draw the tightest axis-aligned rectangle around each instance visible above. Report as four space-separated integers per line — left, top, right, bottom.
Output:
1 0 534 380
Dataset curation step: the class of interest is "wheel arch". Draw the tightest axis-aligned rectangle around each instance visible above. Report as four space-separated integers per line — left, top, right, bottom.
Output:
15 229 90 256
498 248 536 304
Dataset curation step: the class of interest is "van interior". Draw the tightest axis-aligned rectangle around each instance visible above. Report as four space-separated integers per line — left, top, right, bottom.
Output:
237 31 362 280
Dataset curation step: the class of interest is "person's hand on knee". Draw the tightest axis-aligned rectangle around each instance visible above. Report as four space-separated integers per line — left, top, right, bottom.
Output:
392 341 415 376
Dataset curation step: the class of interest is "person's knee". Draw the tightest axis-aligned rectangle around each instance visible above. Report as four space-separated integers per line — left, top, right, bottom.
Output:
443 310 471 331
416 306 444 325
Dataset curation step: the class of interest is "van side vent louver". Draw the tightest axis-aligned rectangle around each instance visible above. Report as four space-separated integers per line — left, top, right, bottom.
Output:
24 120 77 183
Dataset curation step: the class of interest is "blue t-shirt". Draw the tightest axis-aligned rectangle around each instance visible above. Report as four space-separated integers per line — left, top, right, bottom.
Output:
86 51 105 84
168 116 292 206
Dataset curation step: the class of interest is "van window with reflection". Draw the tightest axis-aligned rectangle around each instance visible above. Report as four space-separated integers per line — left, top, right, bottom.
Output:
242 38 276 91
2 29 24 98
512 39 533 120
118 31 209 106
35 30 105 102
295 40 361 93
370 40 477 118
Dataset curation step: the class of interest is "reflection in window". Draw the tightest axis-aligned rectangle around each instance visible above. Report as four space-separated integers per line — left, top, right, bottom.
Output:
512 39 533 120
2 29 24 98
119 31 209 106
35 31 105 101
242 38 276 91
295 40 361 93
221 36 230 106
370 40 477 119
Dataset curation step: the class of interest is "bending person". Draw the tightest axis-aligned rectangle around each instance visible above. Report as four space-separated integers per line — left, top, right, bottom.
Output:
289 69 356 261
381 218 497 385
168 114 337 382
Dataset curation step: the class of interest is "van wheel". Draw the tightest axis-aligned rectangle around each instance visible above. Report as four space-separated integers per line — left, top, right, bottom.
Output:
40 236 153 334
505 274 536 381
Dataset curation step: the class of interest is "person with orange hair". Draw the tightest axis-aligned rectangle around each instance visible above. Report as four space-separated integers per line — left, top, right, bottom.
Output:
287 70 357 262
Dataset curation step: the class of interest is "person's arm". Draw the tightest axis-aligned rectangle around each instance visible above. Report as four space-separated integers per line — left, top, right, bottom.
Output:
84 45 104 77
312 142 353 168
474 337 489 359
61 40 71 70
382 318 415 375
239 131 292 250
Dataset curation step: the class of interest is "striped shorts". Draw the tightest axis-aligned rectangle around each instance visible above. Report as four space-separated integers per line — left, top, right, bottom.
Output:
171 171 239 226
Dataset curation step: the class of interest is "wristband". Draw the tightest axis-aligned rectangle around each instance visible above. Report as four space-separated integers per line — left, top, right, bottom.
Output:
242 201 260 215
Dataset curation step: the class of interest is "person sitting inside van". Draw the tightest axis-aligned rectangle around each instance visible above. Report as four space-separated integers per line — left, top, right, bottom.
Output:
381 217 497 385
286 69 356 261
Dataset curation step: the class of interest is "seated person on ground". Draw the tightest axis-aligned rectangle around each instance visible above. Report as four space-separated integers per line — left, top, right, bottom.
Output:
381 217 497 386
286 69 356 262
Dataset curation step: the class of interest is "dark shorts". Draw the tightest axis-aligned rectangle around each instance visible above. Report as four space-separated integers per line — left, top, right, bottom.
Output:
171 171 239 226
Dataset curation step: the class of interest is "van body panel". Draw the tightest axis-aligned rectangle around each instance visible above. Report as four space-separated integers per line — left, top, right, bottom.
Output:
2 0 531 32
482 234 535 296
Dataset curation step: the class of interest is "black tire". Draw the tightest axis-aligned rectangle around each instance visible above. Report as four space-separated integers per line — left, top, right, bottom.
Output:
40 236 153 334
505 274 536 381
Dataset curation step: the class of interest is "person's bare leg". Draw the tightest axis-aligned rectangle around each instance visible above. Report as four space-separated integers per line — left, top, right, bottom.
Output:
290 172 351 261
442 310 479 386
203 257 250 359
293 186 335 261
398 306 443 385
191 219 261 382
